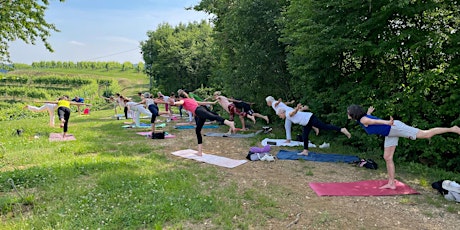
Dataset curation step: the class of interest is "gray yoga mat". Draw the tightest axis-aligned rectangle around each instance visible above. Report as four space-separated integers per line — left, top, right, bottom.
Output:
204 130 262 138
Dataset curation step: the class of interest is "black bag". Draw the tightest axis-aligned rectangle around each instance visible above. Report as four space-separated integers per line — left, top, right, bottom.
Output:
353 159 378 170
151 131 165 139
363 159 378 170
432 180 449 195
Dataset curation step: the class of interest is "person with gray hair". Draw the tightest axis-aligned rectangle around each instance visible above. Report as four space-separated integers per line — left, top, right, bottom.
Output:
265 96 297 143
277 103 351 156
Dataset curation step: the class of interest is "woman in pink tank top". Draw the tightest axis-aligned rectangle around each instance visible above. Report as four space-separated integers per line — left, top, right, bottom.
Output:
173 90 236 156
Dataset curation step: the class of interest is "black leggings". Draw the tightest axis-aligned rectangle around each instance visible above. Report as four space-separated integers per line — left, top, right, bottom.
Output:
148 104 159 123
124 106 128 119
194 106 225 144
58 107 71 133
302 114 341 150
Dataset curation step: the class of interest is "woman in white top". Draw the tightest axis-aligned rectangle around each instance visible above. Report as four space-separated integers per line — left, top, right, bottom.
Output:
277 103 351 156
125 98 152 127
24 103 58 127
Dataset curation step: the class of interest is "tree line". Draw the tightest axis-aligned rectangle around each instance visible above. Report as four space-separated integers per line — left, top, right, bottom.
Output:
141 0 460 172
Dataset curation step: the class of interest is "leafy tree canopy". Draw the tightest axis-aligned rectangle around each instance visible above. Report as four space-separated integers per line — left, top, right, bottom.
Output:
0 0 65 62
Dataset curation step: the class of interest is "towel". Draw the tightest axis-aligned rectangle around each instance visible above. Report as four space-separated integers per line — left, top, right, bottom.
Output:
171 149 247 168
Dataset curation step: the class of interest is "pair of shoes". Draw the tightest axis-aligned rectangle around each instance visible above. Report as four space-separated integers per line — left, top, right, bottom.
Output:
260 154 275 162
319 142 330 148
263 126 272 134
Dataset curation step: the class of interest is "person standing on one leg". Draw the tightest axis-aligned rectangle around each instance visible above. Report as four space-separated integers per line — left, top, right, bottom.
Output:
173 90 236 156
24 103 58 127
347 104 460 189
43 95 86 138
266 96 310 143
277 103 351 156
230 97 270 126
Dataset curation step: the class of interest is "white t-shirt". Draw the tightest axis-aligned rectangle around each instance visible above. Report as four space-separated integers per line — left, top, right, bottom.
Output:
286 111 313 126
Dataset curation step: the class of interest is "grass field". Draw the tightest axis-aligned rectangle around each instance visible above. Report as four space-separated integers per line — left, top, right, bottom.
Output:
1 68 459 229
0 109 278 229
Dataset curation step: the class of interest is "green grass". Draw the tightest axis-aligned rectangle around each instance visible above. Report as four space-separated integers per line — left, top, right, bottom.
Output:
2 68 460 228
0 110 287 229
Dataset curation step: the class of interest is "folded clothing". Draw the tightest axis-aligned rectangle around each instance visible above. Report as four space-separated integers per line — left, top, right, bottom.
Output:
249 145 271 153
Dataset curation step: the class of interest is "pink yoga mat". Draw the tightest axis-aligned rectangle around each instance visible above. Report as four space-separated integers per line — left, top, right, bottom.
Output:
49 133 76 142
309 180 419 196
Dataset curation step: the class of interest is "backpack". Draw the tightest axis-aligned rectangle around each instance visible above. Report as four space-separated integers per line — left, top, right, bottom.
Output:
352 159 378 170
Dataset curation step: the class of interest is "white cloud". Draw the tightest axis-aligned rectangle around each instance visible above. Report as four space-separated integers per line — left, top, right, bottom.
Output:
69 40 86 46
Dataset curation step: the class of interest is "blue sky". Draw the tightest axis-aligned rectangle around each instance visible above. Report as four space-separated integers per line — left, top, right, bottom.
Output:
8 0 210 64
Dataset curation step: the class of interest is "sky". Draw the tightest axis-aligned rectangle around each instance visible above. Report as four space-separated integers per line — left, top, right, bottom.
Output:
8 0 211 64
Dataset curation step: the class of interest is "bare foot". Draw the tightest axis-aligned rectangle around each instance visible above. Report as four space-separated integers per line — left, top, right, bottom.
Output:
229 121 236 134
60 121 65 128
23 105 29 110
313 127 320 136
284 140 291 143
297 150 309 156
341 128 351 138
379 183 396 190
195 152 203 156
249 115 256 124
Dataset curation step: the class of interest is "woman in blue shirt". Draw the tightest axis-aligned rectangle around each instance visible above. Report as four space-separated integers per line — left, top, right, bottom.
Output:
347 104 460 190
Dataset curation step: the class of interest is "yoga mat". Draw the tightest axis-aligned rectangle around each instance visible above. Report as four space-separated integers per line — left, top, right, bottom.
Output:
175 121 212 126
49 133 76 142
135 132 175 138
276 150 359 163
261 138 317 148
174 125 219 129
204 130 263 138
171 149 247 168
122 123 166 128
309 180 420 196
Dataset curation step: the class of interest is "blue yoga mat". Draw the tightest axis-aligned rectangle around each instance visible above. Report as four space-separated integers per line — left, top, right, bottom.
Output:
276 150 359 163
174 125 219 129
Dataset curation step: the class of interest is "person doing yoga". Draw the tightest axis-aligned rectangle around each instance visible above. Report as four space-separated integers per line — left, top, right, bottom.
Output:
172 90 236 156
347 104 460 189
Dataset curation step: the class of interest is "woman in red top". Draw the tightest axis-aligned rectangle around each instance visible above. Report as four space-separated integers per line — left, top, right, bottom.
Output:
173 90 236 156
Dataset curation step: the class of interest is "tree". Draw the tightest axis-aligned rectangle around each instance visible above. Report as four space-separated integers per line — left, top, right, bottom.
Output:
141 21 215 93
196 0 292 111
0 0 65 62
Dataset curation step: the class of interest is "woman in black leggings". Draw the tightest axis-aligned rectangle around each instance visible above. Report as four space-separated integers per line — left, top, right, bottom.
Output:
172 90 235 156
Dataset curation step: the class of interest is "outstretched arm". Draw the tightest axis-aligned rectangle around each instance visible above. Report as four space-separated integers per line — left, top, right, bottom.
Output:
198 101 216 106
360 116 394 126
289 103 302 117
172 99 184 106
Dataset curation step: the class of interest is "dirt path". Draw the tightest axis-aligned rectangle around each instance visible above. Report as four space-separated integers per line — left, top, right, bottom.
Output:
153 123 460 229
